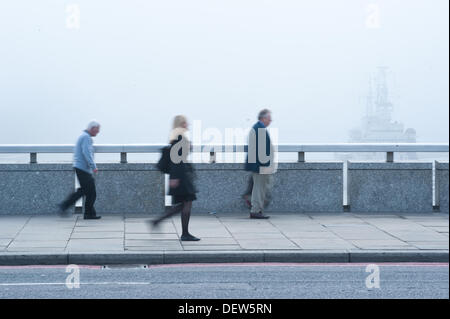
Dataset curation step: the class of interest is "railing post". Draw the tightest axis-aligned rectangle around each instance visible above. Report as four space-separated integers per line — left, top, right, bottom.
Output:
210 151 216 164
30 153 37 164
343 160 350 212
434 160 440 210
120 152 127 164
386 152 394 163
298 152 305 163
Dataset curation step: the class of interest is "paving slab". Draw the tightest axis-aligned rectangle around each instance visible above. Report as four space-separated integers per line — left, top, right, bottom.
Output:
291 238 356 250
348 239 415 249
19 226 74 231
125 239 182 247
279 225 329 233
427 226 449 233
180 237 238 245
66 239 124 252
231 232 287 239
414 221 449 227
74 226 124 232
71 232 124 239
0 225 25 230
329 231 397 240
283 231 341 239
125 246 183 251
14 234 72 241
219 226 280 234
237 238 300 250
0 239 12 246
7 248 67 253
388 232 449 242
8 240 68 248
124 218 152 224
132 224 176 234
125 233 180 240
172 224 232 237
182 245 242 251
0 232 23 239
409 242 450 250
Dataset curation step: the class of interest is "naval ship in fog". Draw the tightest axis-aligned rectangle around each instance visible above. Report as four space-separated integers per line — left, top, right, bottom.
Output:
338 67 417 161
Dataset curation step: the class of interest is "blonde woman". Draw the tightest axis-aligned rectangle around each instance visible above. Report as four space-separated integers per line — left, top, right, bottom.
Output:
151 115 200 241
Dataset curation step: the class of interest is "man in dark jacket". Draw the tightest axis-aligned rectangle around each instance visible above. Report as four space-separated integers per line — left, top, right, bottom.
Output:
245 109 276 219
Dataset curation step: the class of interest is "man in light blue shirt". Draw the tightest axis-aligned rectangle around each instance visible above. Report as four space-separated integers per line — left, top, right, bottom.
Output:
73 127 98 174
59 121 101 219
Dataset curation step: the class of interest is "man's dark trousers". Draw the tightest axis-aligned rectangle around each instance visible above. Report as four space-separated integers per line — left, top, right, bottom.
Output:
61 168 97 217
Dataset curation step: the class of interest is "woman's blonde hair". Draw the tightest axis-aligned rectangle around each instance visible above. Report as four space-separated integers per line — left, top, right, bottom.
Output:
172 115 187 129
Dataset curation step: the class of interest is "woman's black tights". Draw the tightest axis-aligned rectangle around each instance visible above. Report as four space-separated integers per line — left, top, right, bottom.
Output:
153 201 192 236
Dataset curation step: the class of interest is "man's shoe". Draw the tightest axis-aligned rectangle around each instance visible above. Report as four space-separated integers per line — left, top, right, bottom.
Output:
180 234 201 241
57 204 71 218
147 219 160 230
250 212 270 219
84 215 101 220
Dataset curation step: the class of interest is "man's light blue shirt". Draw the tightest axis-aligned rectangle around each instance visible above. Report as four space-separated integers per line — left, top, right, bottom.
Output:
73 130 97 174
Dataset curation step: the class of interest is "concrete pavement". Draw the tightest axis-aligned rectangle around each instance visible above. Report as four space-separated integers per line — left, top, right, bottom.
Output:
0 212 448 265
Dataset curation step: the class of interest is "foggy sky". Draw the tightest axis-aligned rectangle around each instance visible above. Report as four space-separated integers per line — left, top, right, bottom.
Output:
0 0 448 145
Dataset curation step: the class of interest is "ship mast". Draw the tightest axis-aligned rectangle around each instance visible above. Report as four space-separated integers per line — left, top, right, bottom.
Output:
366 75 374 118
374 66 394 123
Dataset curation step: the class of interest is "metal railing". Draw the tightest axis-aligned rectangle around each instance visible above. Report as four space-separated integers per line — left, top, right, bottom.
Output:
0 143 448 164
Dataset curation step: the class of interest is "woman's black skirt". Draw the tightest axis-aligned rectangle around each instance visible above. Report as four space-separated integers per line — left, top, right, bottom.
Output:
173 193 197 204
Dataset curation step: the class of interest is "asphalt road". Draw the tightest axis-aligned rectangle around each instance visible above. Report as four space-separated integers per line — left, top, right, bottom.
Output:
0 263 448 299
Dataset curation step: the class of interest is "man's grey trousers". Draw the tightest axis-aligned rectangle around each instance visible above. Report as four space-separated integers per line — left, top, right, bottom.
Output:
250 173 274 213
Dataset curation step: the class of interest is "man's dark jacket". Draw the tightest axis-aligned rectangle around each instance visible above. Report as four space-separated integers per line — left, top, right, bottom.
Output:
245 121 272 173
